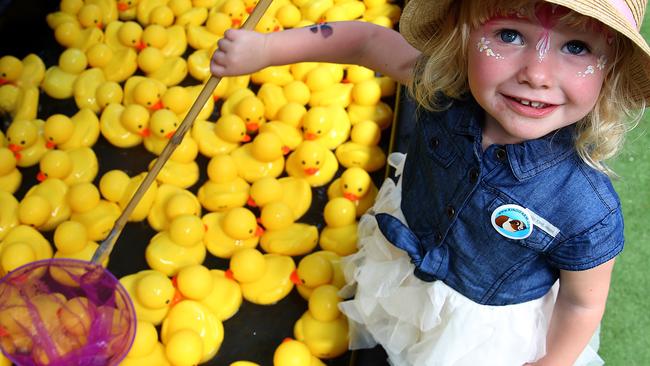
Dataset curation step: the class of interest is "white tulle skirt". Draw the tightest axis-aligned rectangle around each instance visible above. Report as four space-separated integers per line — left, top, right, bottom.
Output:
338 153 603 366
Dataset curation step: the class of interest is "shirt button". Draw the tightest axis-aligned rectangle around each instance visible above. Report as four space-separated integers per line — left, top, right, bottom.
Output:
469 167 480 183
430 137 439 149
446 205 455 218
495 148 507 161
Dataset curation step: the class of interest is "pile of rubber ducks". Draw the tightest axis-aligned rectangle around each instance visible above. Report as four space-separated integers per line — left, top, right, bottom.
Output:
0 0 402 364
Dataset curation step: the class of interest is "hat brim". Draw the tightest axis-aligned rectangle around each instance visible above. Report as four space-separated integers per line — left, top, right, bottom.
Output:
399 0 650 103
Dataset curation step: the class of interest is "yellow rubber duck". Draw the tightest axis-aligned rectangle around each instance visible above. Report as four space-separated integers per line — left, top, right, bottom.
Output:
282 80 311 105
186 21 220 51
75 3 106 30
67 182 120 241
162 84 214 121
137 47 188 87
0 191 19 241
319 197 358 256
200 269 243 321
86 0 119 25
301 105 350 150
99 169 158 222
212 75 251 101
117 0 140 21
259 202 319 256
326 166 379 217
231 132 285 183
261 101 307 151
335 120 386 172
85 41 138 83
142 23 187 58
254 13 283 33
99 102 151 148
294 284 349 359
295 250 345 300
192 114 249 158
219 87 255 115
0 147 21 194
123 76 167 110
273 338 326 366
161 300 224 365
53 21 104 51
174 2 209 27
46 0 82 29
104 19 144 52
233 95 266 133
275 3 302 29
257 83 287 121
0 84 39 121
5 119 48 168
247 176 312 220
362 1 401 24
304 64 338 93
52 220 107 267
251 65 294 87
148 183 202 232
346 100 393 129
120 320 171 366
350 78 381 106
197 154 250 212
322 1 365 22
0 54 45 88
219 0 247 27
148 133 199 189
20 178 71 231
42 48 88 99
227 247 299 305
73 68 106 112
290 62 318 82
0 224 53 276
120 269 177 325
146 215 207 276
37 147 99 185
144 108 178 155
136 0 169 25
285 140 338 187
343 64 375 84
202 207 261 258
42 108 100 150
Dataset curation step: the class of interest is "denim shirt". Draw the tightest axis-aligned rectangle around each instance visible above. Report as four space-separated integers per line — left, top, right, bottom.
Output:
376 96 624 306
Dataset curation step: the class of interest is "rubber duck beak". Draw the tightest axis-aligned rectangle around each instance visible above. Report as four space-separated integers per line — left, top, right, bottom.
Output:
46 141 56 149
273 26 280 32
282 146 291 155
304 167 319 176
232 19 242 27
170 276 184 307
305 133 317 140
343 192 360 201
246 6 254 13
0 78 9 85
139 128 151 137
247 196 257 207
242 134 251 142
117 3 129 11
96 22 103 29
8 143 21 153
149 100 164 111
36 172 47 182
224 269 236 281
165 130 176 139
136 40 147 51
290 270 301 285
255 225 264 237
245 122 259 132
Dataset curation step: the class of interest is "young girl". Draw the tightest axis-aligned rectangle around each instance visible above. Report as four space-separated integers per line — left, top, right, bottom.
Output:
212 0 650 365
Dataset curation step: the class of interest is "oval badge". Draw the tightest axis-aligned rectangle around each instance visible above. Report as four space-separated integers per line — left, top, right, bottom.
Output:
491 204 533 240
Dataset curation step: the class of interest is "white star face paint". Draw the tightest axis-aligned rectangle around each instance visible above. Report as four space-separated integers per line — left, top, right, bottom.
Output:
577 55 608 77
477 37 504 59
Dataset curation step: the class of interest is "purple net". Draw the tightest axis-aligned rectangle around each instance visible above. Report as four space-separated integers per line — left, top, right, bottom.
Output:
0 259 136 366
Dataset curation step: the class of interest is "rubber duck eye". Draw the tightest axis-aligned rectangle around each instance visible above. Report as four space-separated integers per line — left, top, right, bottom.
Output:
358 188 362 192
147 101 152 105
1 73 5 77
173 122 178 127
160 129 164 133
20 140 25 145
315 160 320 165
49 137 54 141
343 184 348 188
165 299 170 304
138 124 142 128
301 160 306 165
228 12 233 16
249 229 253 233
246 118 250 121
317 130 321 134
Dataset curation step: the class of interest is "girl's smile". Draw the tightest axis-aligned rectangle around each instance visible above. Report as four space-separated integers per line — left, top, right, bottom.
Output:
467 5 613 148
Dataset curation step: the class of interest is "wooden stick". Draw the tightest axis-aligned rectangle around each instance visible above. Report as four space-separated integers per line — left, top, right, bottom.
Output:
92 0 273 264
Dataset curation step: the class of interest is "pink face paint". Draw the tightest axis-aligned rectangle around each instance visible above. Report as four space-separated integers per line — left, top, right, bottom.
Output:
534 3 569 62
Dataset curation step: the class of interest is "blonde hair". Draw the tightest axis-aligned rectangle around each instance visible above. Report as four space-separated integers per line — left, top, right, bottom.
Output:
408 0 646 175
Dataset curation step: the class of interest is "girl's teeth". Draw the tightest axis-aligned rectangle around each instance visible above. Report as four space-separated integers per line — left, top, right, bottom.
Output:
516 98 546 108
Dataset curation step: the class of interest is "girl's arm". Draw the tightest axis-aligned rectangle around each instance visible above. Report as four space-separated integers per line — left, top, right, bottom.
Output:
527 259 616 366
210 21 420 85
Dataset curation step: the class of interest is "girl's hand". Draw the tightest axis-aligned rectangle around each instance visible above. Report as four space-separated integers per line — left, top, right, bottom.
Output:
210 29 270 77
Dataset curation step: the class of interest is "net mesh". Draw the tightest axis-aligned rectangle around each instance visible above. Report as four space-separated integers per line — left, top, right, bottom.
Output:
0 259 136 366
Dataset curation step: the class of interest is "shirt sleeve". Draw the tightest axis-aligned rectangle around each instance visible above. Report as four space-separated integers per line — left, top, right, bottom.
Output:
546 207 624 271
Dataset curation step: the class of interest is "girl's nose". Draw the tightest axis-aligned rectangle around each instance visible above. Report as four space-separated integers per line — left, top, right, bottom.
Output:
516 50 555 89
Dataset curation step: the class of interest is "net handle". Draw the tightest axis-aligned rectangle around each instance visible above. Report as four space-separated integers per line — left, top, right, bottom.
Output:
92 0 273 264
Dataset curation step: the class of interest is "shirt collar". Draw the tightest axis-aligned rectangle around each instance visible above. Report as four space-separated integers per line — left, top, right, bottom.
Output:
446 96 577 181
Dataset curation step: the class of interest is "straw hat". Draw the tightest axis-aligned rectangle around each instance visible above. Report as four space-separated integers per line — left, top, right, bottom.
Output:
399 0 650 102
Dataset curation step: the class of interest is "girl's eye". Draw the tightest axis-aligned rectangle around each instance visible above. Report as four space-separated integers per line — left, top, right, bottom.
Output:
563 41 589 55
498 29 523 45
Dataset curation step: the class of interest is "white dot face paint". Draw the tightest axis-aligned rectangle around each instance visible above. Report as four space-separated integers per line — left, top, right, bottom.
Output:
577 55 607 78
477 37 504 59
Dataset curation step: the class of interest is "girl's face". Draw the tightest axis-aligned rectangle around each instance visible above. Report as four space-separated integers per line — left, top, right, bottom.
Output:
467 4 613 147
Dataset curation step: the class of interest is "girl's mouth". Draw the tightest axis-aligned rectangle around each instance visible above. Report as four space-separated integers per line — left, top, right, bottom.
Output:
510 97 550 109
503 95 558 117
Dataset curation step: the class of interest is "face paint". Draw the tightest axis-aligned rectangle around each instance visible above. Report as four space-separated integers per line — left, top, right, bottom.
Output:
577 55 608 77
533 3 569 62
477 37 504 59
